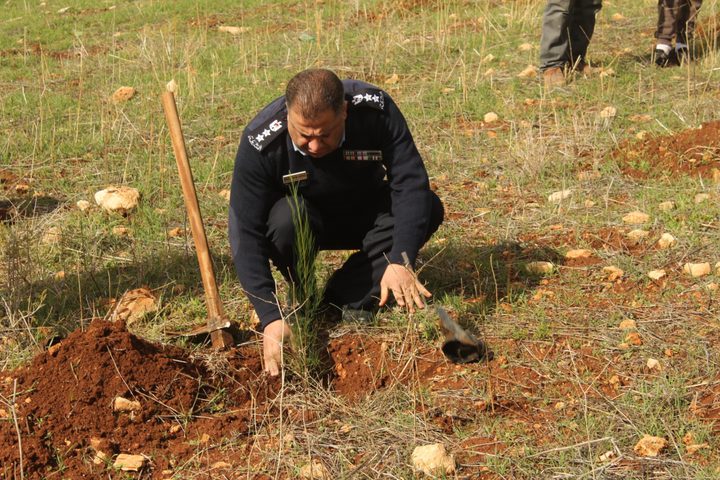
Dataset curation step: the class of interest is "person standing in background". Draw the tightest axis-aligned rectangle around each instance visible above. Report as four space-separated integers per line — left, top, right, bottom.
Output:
539 0 603 88
654 0 703 66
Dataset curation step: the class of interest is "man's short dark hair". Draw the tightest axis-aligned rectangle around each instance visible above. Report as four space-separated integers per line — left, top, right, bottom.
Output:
285 69 345 119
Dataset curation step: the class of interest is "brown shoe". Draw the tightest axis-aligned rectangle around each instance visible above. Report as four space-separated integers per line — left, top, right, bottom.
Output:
543 67 565 88
575 60 593 76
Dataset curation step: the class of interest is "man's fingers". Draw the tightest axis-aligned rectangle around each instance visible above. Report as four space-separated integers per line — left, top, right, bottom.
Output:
379 284 389 307
392 287 406 306
264 357 280 376
416 280 432 298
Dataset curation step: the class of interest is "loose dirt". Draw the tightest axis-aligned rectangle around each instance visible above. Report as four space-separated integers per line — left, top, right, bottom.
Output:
616 120 720 178
0 320 277 478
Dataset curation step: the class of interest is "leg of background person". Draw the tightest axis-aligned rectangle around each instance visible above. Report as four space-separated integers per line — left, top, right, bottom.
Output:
266 195 324 286
323 192 444 311
539 0 573 70
655 0 677 47
676 0 702 46
568 0 603 65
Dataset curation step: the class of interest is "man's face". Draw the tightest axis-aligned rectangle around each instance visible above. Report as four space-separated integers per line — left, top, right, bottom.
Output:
287 102 347 158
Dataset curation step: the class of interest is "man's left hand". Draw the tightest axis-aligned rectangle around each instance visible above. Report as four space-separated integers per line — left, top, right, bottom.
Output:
379 263 431 313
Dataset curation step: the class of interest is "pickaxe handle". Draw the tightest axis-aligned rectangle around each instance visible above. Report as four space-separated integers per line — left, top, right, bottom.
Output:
161 90 233 349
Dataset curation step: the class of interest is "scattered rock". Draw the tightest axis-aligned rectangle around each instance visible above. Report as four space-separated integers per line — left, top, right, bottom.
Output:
166 79 178 93
76 200 91 212
599 106 617 118
623 211 650 225
626 229 649 244
599 450 616 462
603 266 624 281
95 186 140 213
219 189 231 201
113 454 146 471
411 443 456 476
517 65 537 78
646 358 661 371
658 201 675 212
657 233 676 249
694 193 710 204
113 396 141 412
93 450 108 466
647 269 666 280
618 319 636 330
611 13 626 21
525 261 555 275
169 424 182 434
200 433 211 444
218 25 249 35
599 68 615 78
686 443 709 455
633 435 667 457
483 112 499 123
584 199 596 208
554 401 566 410
111 86 136 104
517 42 533 51
625 332 643 346
706 282 718 291
112 226 130 237
548 189 572 203
630 114 652 123
110 287 158 325
683 262 711 277
299 459 330 479
565 249 592 259
167 227 184 238
211 461 232 469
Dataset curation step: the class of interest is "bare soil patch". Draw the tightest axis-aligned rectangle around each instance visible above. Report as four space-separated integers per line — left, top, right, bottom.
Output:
617 120 720 178
0 320 277 478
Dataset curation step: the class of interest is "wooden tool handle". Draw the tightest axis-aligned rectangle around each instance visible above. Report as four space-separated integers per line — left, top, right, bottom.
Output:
161 90 232 349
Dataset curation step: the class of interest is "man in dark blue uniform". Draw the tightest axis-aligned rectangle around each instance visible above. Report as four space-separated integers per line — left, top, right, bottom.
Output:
229 69 443 375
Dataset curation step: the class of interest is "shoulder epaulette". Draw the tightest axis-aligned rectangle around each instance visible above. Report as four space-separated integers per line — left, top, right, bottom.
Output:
247 111 287 152
347 88 385 111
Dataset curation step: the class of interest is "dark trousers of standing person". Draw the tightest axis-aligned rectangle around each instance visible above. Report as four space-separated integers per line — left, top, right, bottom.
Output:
539 0 603 70
655 0 703 46
265 189 444 313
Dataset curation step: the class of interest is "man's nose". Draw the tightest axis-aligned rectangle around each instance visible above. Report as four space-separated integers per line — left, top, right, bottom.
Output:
308 139 322 152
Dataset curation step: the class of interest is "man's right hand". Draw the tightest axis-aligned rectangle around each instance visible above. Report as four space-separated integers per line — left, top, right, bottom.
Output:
262 319 293 376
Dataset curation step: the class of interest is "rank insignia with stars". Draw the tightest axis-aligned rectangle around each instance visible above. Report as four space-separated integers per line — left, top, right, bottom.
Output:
348 88 385 111
247 112 287 151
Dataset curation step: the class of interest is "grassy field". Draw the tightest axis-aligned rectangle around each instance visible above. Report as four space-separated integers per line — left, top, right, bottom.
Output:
2 0 720 477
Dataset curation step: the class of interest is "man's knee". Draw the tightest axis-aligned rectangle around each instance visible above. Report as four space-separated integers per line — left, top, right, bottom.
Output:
426 192 444 240
267 198 296 254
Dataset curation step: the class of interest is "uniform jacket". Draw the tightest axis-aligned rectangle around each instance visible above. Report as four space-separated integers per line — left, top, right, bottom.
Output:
229 80 432 327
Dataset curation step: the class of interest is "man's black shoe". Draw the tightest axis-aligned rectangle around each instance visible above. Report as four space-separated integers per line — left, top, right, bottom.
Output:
654 48 670 67
341 307 374 323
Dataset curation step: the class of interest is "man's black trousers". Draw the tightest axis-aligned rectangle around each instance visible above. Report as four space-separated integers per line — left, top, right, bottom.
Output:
265 189 444 311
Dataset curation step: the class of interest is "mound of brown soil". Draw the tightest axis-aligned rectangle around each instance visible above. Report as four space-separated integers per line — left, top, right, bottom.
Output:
0 320 277 478
617 120 720 178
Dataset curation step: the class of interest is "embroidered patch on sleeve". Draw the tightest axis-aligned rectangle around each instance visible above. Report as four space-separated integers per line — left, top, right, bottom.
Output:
348 88 385 110
247 112 287 151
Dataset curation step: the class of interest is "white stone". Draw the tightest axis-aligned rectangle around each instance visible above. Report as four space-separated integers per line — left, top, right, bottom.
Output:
657 233 676 249
526 261 554 275
95 186 140 213
658 201 675 212
647 269 666 280
548 189 572 203
411 443 456 476
623 211 650 225
683 262 711 277
483 112 499 123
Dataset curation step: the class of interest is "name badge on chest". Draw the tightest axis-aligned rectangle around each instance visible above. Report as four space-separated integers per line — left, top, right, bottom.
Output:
282 171 308 185
343 150 383 162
